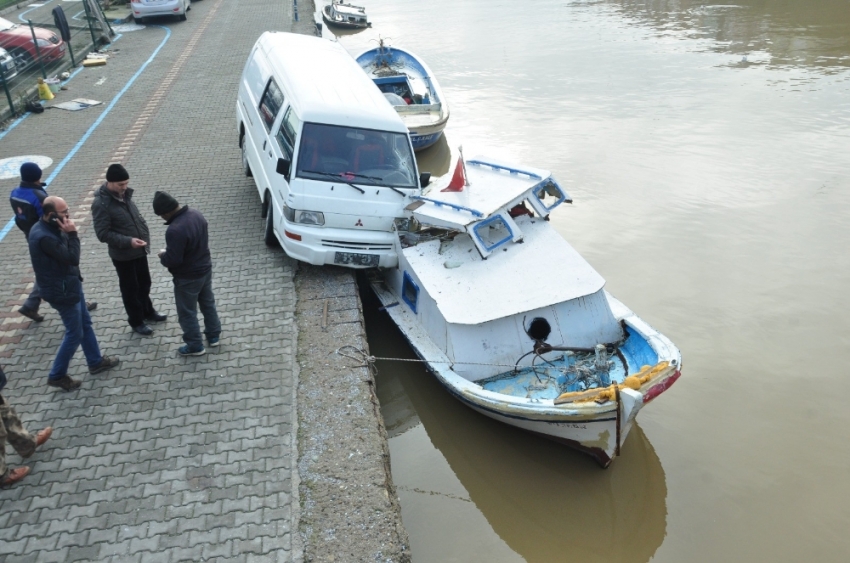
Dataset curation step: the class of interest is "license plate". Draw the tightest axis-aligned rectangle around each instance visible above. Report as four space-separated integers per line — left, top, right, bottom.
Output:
334 252 379 267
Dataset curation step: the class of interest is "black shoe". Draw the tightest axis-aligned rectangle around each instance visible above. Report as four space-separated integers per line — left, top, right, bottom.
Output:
86 301 97 312
89 355 120 374
19 307 44 322
145 312 168 323
133 324 154 336
47 376 81 391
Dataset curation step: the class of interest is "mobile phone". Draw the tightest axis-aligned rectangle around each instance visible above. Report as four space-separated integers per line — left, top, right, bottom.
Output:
49 213 59 224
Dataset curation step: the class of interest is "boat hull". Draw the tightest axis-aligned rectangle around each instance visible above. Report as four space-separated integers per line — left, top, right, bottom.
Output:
410 128 446 151
369 278 681 467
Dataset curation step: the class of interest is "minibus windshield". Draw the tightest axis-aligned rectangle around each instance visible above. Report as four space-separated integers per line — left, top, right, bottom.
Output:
296 123 417 189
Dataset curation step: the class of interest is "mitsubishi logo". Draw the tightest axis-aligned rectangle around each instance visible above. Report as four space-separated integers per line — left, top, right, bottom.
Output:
355 219 363 226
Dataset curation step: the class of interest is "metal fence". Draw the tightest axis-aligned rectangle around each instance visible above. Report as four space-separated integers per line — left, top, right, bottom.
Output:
0 0 114 120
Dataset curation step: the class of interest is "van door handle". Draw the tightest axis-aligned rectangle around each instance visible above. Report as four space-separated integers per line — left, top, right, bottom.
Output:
262 140 267 150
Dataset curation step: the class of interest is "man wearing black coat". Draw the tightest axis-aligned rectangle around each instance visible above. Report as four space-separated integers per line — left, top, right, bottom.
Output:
154 191 221 356
91 164 166 336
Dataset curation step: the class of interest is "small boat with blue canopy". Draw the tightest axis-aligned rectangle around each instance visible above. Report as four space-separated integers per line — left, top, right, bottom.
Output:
356 41 449 151
368 155 682 466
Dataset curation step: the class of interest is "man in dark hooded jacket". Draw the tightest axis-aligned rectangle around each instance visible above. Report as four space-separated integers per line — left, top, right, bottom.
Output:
91 164 166 336
9 162 51 322
10 162 96 322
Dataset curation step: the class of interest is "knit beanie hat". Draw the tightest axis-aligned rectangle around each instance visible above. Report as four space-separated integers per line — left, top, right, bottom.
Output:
153 191 179 215
20 162 42 183
106 164 130 182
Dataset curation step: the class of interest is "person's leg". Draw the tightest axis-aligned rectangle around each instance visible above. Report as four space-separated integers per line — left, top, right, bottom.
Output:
138 257 155 318
173 277 203 349
198 271 221 340
49 300 83 379
77 289 103 368
112 258 146 328
0 398 36 459
0 397 31 486
0 401 8 479
21 279 41 312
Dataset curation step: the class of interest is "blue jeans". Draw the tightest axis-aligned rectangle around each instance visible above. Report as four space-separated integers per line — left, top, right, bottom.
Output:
173 271 221 349
49 288 102 379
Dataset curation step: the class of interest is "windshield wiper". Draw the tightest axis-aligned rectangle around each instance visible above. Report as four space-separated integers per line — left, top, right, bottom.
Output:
301 169 365 194
300 169 412 196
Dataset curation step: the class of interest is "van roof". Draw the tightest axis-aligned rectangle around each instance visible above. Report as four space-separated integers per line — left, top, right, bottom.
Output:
257 32 408 134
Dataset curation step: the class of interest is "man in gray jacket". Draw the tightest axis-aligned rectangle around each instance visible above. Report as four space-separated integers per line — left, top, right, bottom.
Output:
91 164 166 336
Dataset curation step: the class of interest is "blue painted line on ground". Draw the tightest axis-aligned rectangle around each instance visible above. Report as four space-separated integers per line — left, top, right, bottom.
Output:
0 26 171 244
18 0 58 22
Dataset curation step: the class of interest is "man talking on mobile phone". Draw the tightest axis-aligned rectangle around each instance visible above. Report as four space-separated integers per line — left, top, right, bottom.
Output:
91 164 166 337
28 196 120 391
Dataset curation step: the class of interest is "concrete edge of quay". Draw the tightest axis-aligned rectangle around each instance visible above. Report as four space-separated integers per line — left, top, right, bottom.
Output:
288 7 409 561
294 264 410 562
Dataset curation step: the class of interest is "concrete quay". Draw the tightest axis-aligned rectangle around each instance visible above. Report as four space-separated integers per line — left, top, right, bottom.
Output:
0 0 408 561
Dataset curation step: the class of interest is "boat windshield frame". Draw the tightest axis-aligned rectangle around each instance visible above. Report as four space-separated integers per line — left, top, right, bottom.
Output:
295 122 418 189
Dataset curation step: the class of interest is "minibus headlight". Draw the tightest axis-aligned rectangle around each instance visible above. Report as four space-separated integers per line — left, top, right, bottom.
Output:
283 206 324 226
296 210 325 226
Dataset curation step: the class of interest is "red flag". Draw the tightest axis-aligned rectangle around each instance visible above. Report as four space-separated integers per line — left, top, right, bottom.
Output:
442 156 467 192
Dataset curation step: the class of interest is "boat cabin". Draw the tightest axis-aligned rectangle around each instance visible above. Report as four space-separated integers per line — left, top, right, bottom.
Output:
384 158 627 381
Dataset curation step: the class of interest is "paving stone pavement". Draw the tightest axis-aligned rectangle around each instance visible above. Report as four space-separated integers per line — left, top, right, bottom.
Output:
0 0 325 560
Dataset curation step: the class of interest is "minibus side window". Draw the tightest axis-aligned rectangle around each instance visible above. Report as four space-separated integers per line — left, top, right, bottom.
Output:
276 107 300 160
258 79 285 132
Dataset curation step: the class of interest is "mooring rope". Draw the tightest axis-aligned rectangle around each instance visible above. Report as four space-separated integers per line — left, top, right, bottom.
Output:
334 346 526 376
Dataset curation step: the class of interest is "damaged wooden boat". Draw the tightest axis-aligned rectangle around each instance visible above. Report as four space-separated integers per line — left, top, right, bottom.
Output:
322 0 371 30
356 41 449 151
368 155 681 467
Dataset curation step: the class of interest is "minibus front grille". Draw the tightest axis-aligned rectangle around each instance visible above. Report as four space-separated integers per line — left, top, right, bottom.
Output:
321 240 394 251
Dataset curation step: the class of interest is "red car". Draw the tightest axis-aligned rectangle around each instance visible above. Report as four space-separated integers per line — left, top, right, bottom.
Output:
0 16 65 69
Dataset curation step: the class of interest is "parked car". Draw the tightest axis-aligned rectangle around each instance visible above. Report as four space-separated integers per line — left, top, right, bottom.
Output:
0 17 65 69
130 0 192 23
0 46 17 82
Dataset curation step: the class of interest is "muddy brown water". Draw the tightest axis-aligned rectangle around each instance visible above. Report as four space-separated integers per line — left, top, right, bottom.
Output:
344 1 850 561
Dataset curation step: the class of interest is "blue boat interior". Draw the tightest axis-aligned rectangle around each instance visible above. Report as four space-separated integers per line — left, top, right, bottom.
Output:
479 325 659 401
373 75 430 105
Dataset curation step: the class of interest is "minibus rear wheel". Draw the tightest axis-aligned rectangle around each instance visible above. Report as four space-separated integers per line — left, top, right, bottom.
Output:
264 194 278 248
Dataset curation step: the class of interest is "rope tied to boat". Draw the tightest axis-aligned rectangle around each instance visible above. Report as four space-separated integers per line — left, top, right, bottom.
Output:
334 345 528 375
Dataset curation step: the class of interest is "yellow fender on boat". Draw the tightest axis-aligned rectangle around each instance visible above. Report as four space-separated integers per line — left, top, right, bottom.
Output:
554 361 671 405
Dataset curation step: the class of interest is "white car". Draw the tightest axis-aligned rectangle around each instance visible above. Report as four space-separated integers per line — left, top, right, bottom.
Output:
130 0 192 23
0 47 17 82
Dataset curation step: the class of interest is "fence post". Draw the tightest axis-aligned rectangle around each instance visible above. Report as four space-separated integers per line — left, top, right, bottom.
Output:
0 63 14 117
82 0 99 49
28 20 48 80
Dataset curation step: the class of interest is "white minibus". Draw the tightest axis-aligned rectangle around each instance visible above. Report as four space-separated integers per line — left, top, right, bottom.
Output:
236 32 429 269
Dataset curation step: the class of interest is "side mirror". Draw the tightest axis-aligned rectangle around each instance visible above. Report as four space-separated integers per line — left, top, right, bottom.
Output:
419 172 431 188
276 157 291 178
